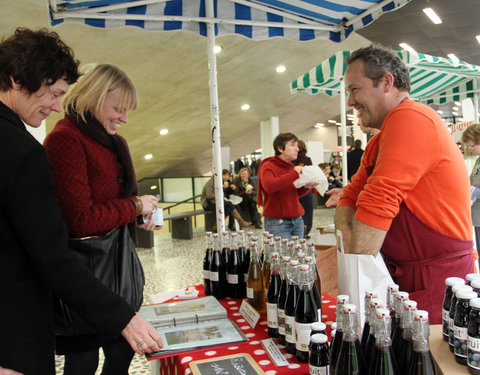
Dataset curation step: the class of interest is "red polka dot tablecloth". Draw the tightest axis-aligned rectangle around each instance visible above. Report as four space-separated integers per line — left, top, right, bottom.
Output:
148 285 336 375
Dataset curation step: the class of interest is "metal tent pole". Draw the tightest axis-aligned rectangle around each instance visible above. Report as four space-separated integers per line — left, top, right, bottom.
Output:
206 0 225 233
340 78 348 186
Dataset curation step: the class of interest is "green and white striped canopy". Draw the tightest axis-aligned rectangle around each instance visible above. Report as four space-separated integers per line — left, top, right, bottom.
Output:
290 50 480 104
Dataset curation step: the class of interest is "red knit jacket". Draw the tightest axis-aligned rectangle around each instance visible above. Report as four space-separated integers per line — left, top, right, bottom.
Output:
44 116 137 238
257 156 308 218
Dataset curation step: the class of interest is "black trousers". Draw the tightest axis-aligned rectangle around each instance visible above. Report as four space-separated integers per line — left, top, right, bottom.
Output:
299 190 313 237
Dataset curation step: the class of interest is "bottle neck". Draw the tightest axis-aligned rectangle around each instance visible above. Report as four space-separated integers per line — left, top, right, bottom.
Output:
412 319 430 352
342 312 359 341
374 317 392 347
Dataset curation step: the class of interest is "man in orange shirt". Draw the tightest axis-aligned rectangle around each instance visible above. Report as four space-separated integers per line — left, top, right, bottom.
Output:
335 45 474 323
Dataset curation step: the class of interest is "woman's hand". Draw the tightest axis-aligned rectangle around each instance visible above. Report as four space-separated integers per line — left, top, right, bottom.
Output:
122 313 163 355
294 166 303 174
137 215 157 231
139 195 158 216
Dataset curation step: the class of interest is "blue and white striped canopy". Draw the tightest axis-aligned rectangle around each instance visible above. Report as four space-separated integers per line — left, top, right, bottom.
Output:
49 0 411 42
291 50 480 104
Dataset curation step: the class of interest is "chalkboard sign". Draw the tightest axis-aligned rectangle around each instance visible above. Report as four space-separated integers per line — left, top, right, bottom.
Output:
189 353 265 375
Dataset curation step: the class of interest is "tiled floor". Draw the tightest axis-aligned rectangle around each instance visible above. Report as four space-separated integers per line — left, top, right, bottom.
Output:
54 206 335 374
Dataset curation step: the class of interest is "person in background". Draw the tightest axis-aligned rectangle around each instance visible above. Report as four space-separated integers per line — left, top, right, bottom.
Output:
462 123 480 257
329 162 343 187
347 139 364 181
44 64 161 375
201 169 251 230
292 140 314 238
334 45 474 323
257 132 317 239
234 167 262 229
0 27 161 375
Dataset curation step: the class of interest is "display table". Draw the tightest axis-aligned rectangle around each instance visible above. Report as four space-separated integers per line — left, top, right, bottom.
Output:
430 325 469 375
148 285 336 375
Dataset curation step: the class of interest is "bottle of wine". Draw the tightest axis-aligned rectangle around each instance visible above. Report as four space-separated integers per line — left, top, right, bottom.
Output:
266 252 281 338
368 307 399 375
363 298 383 363
391 291 409 355
449 285 474 353
334 303 367 375
360 289 377 352
203 231 213 295
307 242 322 298
284 259 300 354
227 232 242 299
442 278 465 342
310 321 327 350
305 256 321 322
406 310 437 375
467 297 480 374
210 232 226 299
453 290 478 365
262 240 274 289
247 237 266 315
291 235 300 246
221 231 230 265
309 333 330 375
395 300 417 373
277 255 291 345
330 294 350 374
386 283 399 338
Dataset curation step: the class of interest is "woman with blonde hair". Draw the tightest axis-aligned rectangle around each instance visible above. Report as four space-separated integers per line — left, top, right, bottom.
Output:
44 64 160 374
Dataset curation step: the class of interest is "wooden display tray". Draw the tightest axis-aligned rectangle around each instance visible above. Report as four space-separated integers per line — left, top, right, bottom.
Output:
189 353 265 375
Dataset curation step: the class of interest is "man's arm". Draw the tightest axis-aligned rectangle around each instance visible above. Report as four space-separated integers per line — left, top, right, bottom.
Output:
350 219 387 256
334 205 355 252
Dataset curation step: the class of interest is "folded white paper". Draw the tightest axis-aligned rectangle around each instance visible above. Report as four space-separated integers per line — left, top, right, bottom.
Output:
293 165 329 195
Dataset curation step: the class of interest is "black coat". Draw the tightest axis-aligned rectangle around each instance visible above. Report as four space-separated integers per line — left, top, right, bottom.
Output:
0 102 135 374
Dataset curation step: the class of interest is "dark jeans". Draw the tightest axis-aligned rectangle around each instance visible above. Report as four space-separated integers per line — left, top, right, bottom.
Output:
299 190 313 237
239 195 260 224
204 200 236 229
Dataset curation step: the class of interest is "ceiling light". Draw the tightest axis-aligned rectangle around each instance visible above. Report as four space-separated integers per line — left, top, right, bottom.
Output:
276 65 287 73
255 148 262 153
399 42 416 53
455 101 462 106
214 45 222 54
159 129 168 135
423 8 442 24
328 119 337 124
150 185 157 190
477 35 480 45
241 104 250 111
437 110 443 114
448 54 460 63
144 154 153 160
452 111 458 116
314 123 324 128
336 121 343 126
458 117 464 122
452 106 459 111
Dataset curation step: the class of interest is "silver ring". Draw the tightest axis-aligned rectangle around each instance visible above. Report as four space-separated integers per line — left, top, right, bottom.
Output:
152 207 156 213
137 340 144 348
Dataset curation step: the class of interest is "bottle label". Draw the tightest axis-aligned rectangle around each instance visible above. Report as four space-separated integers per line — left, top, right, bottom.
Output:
210 271 219 282
295 322 312 351
247 287 253 299
442 308 450 337
454 325 468 358
468 337 480 369
309 365 329 375
278 308 286 335
244 273 248 283
227 274 238 284
203 270 210 280
267 303 278 328
285 315 296 344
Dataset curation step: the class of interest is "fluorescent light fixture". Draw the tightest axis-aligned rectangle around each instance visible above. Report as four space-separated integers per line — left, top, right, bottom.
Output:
241 104 250 111
336 121 343 126
314 123 324 128
455 101 462 106
159 129 168 135
399 42 416 53
328 119 337 124
255 148 262 153
458 117 464 122
448 53 460 63
452 111 458 116
144 154 153 160
276 65 287 73
477 35 480 45
452 106 459 111
423 8 442 24
150 185 157 190
437 110 443 114
214 45 222 54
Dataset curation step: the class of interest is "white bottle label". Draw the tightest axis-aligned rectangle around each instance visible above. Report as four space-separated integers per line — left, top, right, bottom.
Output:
247 287 253 299
203 270 210 279
285 315 296 344
244 273 248 283
210 271 219 282
278 309 286 335
309 365 329 375
468 336 480 369
267 303 278 329
454 325 468 358
295 322 312 352
227 274 238 284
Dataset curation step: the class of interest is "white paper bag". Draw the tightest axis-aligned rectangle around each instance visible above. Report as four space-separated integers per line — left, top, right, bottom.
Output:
336 229 394 327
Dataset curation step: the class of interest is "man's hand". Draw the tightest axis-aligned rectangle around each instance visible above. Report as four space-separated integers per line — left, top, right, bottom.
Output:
122 313 163 355
325 188 343 207
0 368 22 375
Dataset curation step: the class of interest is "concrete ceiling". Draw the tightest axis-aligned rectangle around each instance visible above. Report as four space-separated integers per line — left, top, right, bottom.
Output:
4 0 479 179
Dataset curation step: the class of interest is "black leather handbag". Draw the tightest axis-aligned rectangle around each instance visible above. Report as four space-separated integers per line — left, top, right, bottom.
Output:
53 225 145 336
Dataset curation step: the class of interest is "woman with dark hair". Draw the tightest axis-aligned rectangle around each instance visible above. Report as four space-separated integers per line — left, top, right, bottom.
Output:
0 28 161 375
257 132 317 239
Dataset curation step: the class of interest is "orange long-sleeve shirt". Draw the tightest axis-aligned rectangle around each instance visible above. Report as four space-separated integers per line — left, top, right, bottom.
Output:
338 100 472 241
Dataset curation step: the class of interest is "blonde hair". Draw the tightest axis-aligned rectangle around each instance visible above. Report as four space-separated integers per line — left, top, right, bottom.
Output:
63 63 138 121
462 123 480 145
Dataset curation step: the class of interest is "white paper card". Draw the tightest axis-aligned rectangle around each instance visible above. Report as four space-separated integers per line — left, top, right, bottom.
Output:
239 299 261 329
261 339 289 367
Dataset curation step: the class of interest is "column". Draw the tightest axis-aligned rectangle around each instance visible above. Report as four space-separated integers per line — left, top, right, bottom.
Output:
260 116 279 159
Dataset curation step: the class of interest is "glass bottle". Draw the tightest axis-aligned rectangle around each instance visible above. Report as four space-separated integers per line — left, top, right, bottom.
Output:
209 232 226 299
406 310 436 375
386 283 399 338
285 259 300 354
454 290 478 365
467 297 480 374
221 231 230 265
330 294 350 374
368 307 399 375
472 279 480 297
227 232 242 298
280 238 288 258
309 333 330 375
334 303 367 375
277 255 291 345
287 241 294 259
247 237 266 315
262 241 274 289
467 274 480 286
295 264 319 363
305 256 322 322
396 300 417 373
442 277 465 342
266 252 281 338
292 235 300 246
364 298 383 362
391 291 409 354
310 322 327 350
360 289 377 352
450 285 474 352
237 230 248 298
307 242 323 298
203 231 213 295
261 237 270 270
